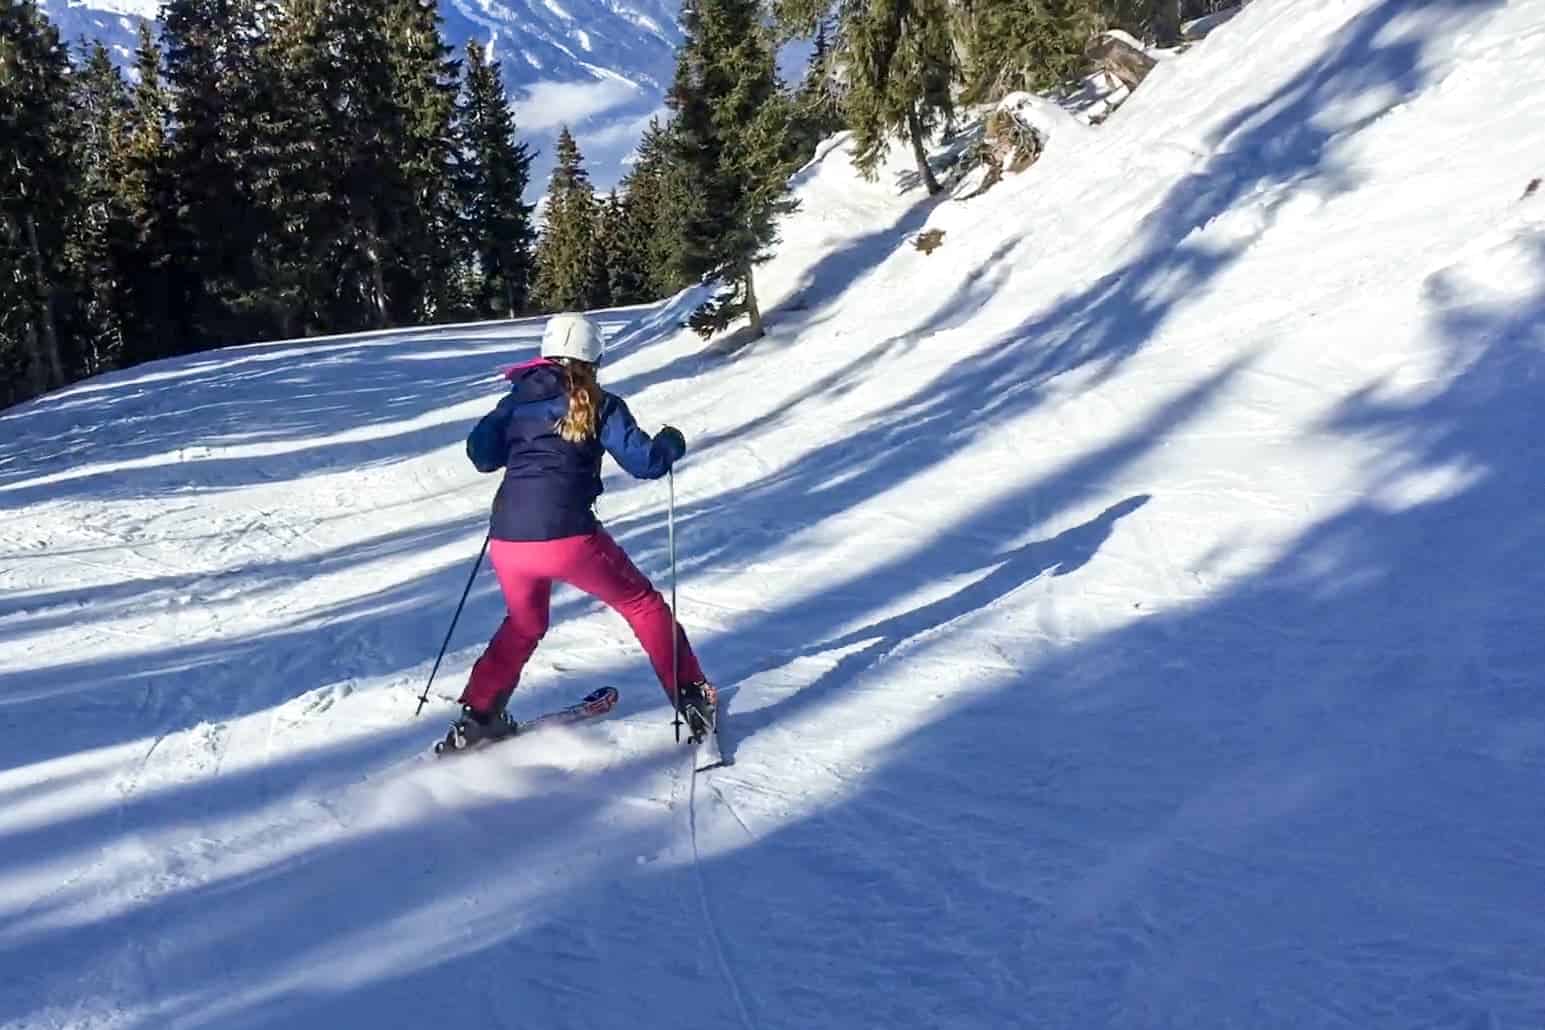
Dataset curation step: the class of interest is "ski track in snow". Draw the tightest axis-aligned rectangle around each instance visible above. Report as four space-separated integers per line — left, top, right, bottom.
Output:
684 757 758 1030
6 0 1545 1025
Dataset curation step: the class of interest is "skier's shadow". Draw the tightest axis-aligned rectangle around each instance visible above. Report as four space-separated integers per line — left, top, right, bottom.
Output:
715 494 1152 764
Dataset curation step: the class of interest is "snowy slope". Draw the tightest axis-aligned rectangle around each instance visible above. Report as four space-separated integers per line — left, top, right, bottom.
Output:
5 0 1545 1027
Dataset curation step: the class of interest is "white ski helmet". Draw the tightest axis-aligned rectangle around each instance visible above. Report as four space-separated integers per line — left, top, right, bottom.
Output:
540 313 606 365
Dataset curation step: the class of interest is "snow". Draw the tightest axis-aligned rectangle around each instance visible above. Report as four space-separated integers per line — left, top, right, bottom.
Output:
1100 27 1148 52
40 0 158 18
1183 8 1244 40
994 91 1094 146
5 0 1545 1026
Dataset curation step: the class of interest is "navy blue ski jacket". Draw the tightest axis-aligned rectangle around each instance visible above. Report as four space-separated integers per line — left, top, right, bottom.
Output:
467 359 678 541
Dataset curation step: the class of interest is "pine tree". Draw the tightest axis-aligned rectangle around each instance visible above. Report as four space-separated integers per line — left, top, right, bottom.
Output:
769 0 829 38
668 0 799 338
261 0 361 335
0 0 73 400
382 0 462 322
266 0 388 332
111 23 182 362
793 16 845 158
458 40 535 318
63 41 132 376
264 0 466 334
842 0 958 195
533 127 606 312
161 0 279 346
595 189 642 305
962 0 1102 101
618 117 693 300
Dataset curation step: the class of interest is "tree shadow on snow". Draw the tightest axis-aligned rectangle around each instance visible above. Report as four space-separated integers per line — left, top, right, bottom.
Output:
721 494 1153 754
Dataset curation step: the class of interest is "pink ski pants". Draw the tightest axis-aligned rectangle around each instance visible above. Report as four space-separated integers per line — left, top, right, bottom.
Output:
460 529 705 714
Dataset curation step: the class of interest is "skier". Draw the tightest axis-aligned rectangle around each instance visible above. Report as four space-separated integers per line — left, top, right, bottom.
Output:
443 313 716 751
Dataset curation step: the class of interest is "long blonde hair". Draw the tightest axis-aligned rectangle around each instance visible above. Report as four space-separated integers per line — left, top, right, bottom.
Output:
555 358 602 443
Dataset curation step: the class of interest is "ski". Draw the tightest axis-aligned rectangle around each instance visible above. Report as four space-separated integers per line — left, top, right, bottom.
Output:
433 686 619 757
692 721 725 772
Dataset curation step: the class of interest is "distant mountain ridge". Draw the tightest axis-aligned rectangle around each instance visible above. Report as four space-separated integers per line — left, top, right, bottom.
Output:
38 0 683 190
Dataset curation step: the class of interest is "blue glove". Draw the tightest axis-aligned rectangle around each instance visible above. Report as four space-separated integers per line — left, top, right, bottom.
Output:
656 425 686 464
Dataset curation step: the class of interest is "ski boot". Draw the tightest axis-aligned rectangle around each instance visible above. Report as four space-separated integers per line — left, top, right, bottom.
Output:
435 704 519 755
676 681 718 744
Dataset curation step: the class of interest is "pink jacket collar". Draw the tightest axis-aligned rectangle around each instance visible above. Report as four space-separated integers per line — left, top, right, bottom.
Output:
500 356 554 380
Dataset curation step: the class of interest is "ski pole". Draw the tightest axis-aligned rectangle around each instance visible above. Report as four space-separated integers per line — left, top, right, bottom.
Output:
669 467 683 742
414 529 491 717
